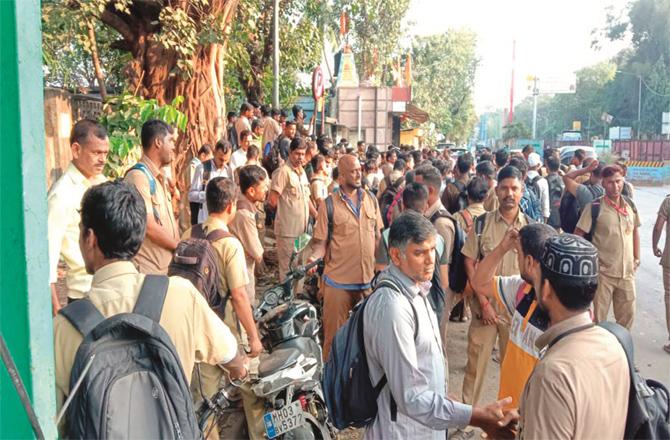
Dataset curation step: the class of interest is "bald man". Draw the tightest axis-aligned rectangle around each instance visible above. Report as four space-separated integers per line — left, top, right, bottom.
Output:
308 155 383 358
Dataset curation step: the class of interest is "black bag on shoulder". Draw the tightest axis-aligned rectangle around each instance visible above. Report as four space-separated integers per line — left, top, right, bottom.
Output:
322 279 418 430
59 275 201 439
599 321 670 439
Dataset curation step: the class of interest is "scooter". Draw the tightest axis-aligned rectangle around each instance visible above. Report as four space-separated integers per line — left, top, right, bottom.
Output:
197 235 333 439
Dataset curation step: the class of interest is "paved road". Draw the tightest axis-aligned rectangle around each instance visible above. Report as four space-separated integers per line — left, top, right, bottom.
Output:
629 185 670 383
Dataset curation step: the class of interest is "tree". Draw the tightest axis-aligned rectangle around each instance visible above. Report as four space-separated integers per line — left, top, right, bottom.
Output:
331 0 410 83
411 30 479 143
42 1 128 92
225 0 324 105
502 122 531 144
640 57 670 135
82 0 238 172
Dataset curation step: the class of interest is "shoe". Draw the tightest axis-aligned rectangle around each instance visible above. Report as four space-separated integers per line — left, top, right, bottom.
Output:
663 341 670 354
449 429 475 440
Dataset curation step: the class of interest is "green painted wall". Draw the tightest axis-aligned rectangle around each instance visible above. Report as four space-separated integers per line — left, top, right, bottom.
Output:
0 0 57 438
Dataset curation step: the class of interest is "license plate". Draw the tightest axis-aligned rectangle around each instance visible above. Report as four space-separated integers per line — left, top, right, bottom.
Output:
263 400 305 439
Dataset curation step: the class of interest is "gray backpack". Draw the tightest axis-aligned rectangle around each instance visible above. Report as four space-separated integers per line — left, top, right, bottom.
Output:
59 275 201 439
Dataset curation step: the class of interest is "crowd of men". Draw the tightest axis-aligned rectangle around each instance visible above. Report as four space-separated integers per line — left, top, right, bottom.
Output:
46 101 670 439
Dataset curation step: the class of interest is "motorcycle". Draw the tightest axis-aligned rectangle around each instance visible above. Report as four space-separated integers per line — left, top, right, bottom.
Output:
197 234 333 440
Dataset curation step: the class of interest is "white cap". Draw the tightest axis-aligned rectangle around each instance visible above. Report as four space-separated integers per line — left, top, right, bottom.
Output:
528 152 542 168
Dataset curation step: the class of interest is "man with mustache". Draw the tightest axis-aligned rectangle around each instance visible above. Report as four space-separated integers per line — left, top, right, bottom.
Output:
48 119 109 314
451 165 532 440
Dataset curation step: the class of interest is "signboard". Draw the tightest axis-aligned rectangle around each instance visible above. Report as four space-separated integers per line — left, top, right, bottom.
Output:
592 139 612 154
601 112 613 124
572 120 581 131
311 67 324 100
609 126 632 140
662 112 670 135
538 74 577 94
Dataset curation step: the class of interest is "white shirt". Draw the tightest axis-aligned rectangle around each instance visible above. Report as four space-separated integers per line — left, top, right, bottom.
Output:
188 160 234 223
230 148 248 173
48 163 107 298
527 170 550 220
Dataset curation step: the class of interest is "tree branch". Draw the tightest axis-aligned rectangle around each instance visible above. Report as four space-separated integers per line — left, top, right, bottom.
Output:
100 9 135 45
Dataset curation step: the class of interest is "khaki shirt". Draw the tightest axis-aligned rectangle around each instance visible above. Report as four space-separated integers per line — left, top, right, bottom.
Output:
182 216 249 295
314 189 383 285
453 203 486 234
47 163 106 299
271 164 311 237
125 156 179 274
462 208 529 276
262 116 282 148
658 195 670 267
483 186 499 212
576 197 640 279
425 199 455 263
235 115 251 145
53 261 238 409
230 196 264 270
519 312 629 439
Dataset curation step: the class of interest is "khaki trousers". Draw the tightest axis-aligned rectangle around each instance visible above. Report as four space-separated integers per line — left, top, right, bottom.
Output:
461 298 510 405
191 303 265 440
594 273 636 329
322 284 368 360
663 267 670 339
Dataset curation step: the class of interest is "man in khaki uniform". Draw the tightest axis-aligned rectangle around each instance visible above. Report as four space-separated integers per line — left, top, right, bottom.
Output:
125 120 179 274
182 177 265 439
414 165 456 349
308 155 383 359
269 138 316 281
48 120 108 313
517 235 629 439
576 164 640 329
230 165 268 304
653 194 670 353
53 181 247 428
452 166 530 440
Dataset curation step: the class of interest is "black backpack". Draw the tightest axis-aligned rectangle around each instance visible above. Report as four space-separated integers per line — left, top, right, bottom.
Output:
322 279 418 430
546 174 564 229
473 211 534 260
430 209 468 295
445 180 468 214
262 137 283 176
168 224 232 320
599 321 670 439
559 184 600 234
58 275 201 439
379 176 404 229
525 175 542 201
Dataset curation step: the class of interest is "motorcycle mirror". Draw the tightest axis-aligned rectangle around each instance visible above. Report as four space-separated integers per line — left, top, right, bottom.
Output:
293 233 312 254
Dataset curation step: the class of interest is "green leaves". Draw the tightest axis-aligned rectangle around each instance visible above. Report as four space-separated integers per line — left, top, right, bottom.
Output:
100 93 188 178
411 30 479 144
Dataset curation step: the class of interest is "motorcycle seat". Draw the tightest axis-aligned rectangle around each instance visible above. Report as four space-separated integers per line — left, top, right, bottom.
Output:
258 347 302 378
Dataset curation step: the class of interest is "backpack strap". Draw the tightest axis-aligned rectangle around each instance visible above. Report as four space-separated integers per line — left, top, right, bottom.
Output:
475 213 488 261
589 197 602 239
127 163 161 223
326 195 334 243
372 279 419 422
622 195 637 214
461 209 474 233
206 230 233 242
59 299 106 337
133 275 169 322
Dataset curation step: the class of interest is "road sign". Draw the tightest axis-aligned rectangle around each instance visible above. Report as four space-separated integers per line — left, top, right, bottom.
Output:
601 112 613 124
662 112 670 135
312 66 324 100
538 74 577 94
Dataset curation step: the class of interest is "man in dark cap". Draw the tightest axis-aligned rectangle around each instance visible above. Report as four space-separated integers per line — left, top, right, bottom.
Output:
516 234 629 439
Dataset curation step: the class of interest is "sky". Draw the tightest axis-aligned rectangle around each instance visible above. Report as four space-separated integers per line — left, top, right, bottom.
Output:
404 0 631 114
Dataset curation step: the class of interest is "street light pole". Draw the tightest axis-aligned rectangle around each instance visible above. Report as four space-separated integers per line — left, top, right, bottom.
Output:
637 74 642 139
272 0 279 108
531 76 539 139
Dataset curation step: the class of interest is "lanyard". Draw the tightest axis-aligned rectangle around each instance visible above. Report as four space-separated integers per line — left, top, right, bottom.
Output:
604 196 629 217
